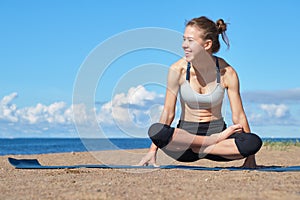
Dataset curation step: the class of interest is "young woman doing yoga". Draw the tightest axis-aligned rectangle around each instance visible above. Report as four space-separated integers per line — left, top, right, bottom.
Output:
138 16 262 168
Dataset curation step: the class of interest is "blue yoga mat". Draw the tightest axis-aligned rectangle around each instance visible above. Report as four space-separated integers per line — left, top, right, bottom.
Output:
8 157 300 172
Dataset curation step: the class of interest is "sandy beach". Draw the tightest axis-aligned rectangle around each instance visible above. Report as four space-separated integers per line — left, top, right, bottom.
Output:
1 145 300 200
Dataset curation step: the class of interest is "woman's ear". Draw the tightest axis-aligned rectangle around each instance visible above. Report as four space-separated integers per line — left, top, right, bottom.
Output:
204 39 213 51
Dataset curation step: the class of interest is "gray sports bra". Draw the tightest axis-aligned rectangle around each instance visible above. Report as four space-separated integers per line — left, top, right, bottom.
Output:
179 56 225 109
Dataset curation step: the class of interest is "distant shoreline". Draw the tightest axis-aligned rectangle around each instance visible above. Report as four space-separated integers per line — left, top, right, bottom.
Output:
1 137 299 156
1 137 299 140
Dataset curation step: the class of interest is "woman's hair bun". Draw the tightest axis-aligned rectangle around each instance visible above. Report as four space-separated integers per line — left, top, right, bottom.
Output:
216 19 227 34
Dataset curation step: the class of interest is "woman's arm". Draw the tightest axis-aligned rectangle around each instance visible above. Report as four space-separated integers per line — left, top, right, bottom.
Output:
159 64 181 125
224 64 258 168
151 62 182 150
138 60 183 165
225 66 249 131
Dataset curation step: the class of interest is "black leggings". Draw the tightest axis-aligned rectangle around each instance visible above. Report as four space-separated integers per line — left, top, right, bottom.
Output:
148 119 263 162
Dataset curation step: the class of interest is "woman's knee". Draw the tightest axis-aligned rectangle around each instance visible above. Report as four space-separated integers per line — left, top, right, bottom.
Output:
234 133 263 157
148 123 175 148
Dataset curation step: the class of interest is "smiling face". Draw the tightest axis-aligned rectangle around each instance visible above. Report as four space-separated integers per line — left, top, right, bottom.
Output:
182 25 212 62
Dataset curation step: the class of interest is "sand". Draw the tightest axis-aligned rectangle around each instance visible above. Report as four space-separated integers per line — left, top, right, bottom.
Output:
1 145 300 200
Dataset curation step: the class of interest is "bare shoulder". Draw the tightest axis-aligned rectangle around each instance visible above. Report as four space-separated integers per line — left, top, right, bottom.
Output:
217 57 239 87
167 58 187 84
170 58 187 76
170 58 186 72
217 57 237 76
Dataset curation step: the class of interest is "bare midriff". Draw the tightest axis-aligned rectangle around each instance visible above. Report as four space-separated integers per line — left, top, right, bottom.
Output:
180 102 223 122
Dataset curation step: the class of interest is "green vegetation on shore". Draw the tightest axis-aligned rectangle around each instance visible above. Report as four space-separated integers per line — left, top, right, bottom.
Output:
263 139 300 150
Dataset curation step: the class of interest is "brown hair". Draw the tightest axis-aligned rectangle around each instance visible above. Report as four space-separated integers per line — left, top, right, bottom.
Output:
186 16 229 53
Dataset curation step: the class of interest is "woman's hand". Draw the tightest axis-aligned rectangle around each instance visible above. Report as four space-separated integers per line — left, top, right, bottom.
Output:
137 150 159 167
216 124 243 142
204 124 243 146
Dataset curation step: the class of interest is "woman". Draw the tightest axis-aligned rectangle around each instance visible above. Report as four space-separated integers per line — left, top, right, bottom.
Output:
138 16 262 168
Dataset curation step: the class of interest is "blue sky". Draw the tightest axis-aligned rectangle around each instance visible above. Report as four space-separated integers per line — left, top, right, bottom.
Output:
1 0 300 138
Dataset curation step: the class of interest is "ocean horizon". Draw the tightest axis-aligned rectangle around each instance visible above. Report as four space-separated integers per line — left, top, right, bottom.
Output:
1 137 299 156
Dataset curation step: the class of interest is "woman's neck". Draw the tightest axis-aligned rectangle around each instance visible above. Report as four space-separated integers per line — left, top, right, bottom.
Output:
191 52 215 74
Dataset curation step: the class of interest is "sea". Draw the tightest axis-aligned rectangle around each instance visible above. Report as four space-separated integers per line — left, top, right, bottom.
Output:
0 138 299 156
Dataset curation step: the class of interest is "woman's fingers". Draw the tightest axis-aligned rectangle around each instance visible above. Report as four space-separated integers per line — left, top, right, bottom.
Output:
137 151 159 167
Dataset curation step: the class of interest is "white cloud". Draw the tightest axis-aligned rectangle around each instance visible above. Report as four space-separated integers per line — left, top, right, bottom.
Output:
0 86 166 137
0 93 77 137
126 85 158 106
96 85 164 127
240 88 300 128
244 102 298 127
242 88 300 103
0 93 18 122
260 104 289 118
4 86 298 138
